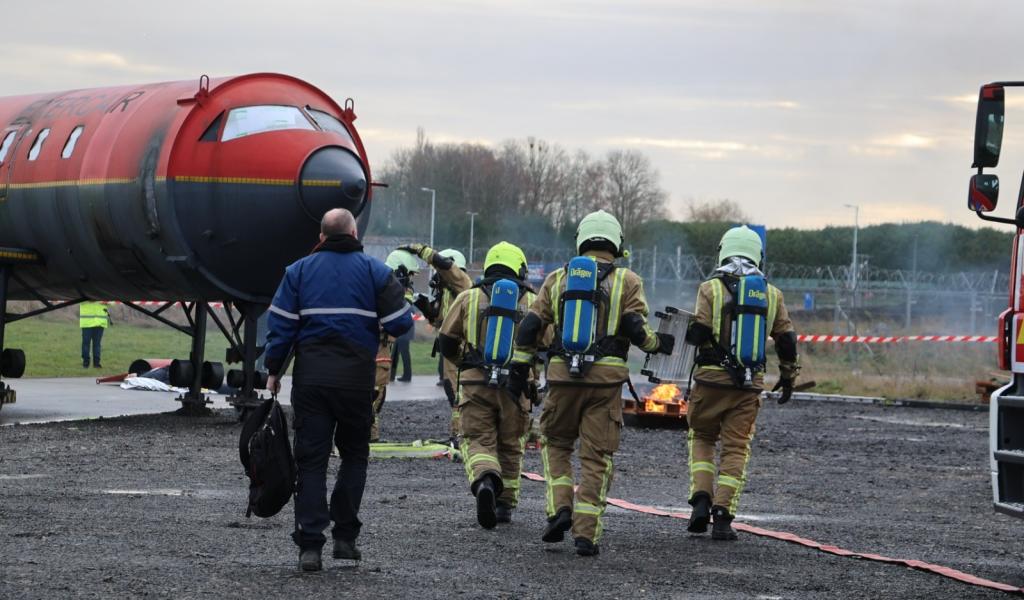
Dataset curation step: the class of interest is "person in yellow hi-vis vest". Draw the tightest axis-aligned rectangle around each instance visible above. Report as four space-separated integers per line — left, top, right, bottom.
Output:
683 225 798 541
79 301 111 368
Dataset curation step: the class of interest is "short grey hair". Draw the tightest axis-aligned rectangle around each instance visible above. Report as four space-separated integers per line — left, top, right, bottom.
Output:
321 208 357 236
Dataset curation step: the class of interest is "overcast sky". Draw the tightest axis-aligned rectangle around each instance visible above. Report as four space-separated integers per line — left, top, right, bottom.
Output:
3 0 1024 229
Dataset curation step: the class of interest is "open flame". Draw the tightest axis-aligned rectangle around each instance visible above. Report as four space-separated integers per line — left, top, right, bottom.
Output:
643 383 682 413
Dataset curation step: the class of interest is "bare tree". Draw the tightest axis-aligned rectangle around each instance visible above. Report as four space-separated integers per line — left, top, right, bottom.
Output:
600 150 667 235
685 198 750 223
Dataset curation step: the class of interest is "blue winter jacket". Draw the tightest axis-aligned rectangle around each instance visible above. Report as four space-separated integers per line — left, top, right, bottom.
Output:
264 235 413 390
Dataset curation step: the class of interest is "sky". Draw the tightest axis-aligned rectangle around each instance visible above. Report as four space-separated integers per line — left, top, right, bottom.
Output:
3 0 1024 229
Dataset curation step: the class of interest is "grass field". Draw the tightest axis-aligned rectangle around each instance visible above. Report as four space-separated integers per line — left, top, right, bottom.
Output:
5 319 443 378
4 317 1001 401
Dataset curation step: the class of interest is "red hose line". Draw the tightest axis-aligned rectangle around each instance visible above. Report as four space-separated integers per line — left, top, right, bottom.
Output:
521 472 1023 595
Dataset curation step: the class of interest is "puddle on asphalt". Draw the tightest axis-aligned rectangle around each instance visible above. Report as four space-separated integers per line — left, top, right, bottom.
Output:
101 488 234 498
851 415 984 430
0 474 48 480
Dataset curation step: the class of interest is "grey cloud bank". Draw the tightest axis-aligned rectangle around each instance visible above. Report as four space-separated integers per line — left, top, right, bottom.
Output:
3 0 1024 228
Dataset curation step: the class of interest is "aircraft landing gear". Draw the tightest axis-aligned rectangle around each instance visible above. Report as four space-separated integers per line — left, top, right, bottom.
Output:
210 302 269 421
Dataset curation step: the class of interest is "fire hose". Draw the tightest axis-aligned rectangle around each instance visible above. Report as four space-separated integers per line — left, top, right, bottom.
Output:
520 472 1023 595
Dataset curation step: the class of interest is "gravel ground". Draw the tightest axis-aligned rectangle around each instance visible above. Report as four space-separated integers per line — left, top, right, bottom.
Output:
2 396 1023 599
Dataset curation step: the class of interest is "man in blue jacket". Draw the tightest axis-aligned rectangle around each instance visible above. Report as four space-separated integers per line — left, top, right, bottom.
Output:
264 208 413 572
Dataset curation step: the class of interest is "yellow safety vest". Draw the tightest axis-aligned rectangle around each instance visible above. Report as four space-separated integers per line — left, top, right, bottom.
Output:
80 302 109 329
705 277 779 371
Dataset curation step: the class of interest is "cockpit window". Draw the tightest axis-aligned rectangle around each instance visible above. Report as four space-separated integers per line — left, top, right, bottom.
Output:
306 108 355 144
221 105 315 141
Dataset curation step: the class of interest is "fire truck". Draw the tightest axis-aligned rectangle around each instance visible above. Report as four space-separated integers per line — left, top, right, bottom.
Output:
968 82 1024 517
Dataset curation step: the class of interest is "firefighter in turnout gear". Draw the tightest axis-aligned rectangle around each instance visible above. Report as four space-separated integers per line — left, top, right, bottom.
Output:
513 210 674 556
400 243 473 441
438 242 537 528
371 249 421 442
683 225 799 541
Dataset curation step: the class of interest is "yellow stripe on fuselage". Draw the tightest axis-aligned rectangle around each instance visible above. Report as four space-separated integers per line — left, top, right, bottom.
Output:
5 176 340 189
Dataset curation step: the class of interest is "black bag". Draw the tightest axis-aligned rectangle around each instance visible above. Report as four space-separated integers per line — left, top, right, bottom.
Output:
239 398 296 518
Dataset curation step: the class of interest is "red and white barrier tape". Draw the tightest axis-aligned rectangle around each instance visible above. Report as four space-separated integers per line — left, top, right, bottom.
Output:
798 335 996 344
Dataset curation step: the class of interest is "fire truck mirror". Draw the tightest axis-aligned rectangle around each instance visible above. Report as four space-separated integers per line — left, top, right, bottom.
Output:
968 173 999 212
973 84 1005 169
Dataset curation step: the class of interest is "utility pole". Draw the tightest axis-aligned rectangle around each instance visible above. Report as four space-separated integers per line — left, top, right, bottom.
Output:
420 187 437 247
466 211 479 265
844 204 859 306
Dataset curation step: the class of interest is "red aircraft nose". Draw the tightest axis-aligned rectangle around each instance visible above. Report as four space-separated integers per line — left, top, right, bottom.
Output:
299 147 368 221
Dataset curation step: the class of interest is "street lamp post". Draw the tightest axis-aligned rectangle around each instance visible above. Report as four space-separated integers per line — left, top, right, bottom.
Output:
844 204 859 292
421 187 436 247
466 211 479 265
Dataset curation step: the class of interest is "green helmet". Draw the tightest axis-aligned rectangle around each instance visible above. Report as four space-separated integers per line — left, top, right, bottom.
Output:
439 248 467 270
576 210 624 255
718 226 763 265
484 241 528 278
385 249 420 274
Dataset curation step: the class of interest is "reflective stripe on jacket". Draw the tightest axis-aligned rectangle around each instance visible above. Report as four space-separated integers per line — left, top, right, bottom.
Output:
79 302 109 329
264 241 414 389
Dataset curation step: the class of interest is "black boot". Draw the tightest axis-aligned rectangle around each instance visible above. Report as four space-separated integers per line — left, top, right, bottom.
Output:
495 502 513 524
687 492 712 533
473 474 501 530
574 537 600 556
332 538 361 560
298 548 322 571
541 507 572 543
711 506 738 541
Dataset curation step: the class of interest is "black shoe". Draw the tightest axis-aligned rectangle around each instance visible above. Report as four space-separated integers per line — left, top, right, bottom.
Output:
542 508 572 543
687 492 712 534
495 502 513 524
574 537 600 556
332 538 361 560
711 506 738 541
398 376 412 382
82 362 89 368
299 549 322 571
93 363 102 369
435 380 444 386
474 475 498 530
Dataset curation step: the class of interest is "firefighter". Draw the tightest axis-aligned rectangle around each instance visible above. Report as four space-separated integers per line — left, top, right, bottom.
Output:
400 243 473 443
370 249 421 442
513 210 674 556
683 225 799 540
438 241 537 528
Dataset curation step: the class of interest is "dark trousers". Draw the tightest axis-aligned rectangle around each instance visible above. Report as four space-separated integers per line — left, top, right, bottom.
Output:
291 384 373 550
390 334 412 381
81 327 104 366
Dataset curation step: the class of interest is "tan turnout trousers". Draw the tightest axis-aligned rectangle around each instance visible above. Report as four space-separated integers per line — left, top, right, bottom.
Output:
459 385 531 507
540 384 623 543
685 384 760 513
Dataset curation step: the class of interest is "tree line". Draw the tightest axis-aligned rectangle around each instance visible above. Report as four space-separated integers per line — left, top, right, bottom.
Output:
367 132 1013 273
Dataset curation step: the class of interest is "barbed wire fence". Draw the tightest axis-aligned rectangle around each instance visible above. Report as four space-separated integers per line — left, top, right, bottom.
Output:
366 238 1008 336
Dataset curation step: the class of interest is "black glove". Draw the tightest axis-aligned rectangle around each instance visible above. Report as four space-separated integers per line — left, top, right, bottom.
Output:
772 378 794 404
412 293 438 322
656 333 675 355
506 364 530 400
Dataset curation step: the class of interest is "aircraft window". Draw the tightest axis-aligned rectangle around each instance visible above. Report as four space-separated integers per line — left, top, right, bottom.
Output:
62 126 85 159
27 128 50 161
221 105 314 141
307 108 354 143
0 131 15 165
